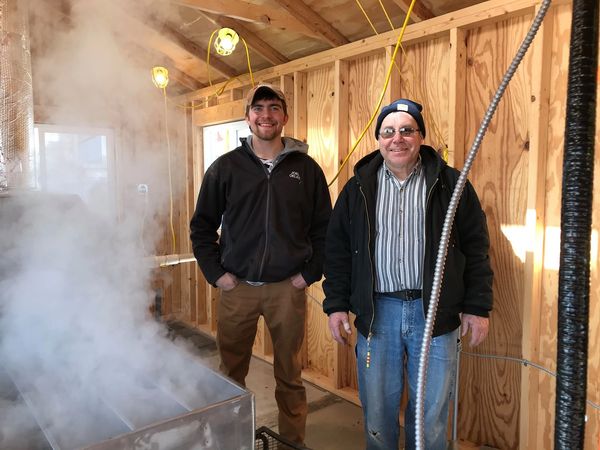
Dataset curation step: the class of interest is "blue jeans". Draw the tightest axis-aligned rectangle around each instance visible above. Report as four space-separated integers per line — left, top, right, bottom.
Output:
357 295 458 450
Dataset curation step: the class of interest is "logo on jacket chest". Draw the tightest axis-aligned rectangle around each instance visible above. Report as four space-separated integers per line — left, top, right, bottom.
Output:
288 171 302 182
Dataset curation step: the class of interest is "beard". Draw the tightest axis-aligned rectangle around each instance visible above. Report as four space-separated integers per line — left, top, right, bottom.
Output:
250 123 282 141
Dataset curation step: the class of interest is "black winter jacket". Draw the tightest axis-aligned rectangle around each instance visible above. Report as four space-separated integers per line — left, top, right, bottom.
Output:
322 146 493 338
190 136 332 286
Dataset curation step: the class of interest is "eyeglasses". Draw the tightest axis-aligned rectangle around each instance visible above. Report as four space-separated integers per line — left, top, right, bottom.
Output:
379 127 420 139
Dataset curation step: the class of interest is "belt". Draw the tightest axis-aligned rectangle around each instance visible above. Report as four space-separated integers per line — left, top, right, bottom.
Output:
381 289 422 301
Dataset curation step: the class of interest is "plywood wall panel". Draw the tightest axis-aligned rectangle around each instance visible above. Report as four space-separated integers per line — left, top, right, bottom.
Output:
347 53 387 170
535 5 570 449
306 292 335 379
397 37 450 155
304 67 337 379
457 14 535 450
306 67 336 181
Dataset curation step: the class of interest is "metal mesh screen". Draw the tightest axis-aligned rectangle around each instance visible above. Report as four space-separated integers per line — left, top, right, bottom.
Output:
0 0 34 191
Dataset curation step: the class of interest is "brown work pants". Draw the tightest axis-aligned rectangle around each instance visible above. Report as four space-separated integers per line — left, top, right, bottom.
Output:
217 280 307 444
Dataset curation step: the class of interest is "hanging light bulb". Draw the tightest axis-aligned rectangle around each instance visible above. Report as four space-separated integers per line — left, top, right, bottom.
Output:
214 27 239 56
151 66 169 89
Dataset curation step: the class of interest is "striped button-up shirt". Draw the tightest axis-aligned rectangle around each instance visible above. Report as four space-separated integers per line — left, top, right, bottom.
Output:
373 160 427 292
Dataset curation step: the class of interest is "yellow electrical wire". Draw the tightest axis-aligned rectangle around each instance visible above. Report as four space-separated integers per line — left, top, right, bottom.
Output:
373 0 446 150
207 29 255 90
328 0 417 187
207 29 218 86
241 37 255 88
355 0 407 71
354 0 379 35
164 75 246 111
331 0 447 185
377 0 396 31
161 86 177 254
152 29 255 256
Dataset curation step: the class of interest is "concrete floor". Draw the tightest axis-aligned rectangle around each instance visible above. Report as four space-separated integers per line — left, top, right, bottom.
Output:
169 321 495 450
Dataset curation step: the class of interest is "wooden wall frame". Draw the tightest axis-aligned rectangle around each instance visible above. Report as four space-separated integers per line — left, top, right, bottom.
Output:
156 0 600 448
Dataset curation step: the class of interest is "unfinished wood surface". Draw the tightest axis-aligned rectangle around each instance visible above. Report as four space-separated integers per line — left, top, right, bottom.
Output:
535 4 569 449
184 108 198 324
397 37 449 156
304 67 336 380
292 71 308 143
519 4 554 449
306 67 336 179
347 53 387 170
332 60 350 192
156 1 600 448
448 27 468 168
457 14 534 450
180 0 541 103
281 74 296 138
385 46 402 105
535 4 600 450
306 288 333 379
341 313 358 391
193 99 245 127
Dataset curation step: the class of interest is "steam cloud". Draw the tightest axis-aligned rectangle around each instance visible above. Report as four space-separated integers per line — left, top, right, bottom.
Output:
0 1 240 448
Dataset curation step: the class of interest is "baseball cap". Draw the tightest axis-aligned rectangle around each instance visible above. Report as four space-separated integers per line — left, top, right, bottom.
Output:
245 83 288 115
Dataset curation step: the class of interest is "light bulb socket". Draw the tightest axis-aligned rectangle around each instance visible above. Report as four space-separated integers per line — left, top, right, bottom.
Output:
152 66 169 89
214 27 239 56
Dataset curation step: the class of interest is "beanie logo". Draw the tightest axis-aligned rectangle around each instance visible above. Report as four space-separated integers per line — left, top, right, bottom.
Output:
397 104 409 112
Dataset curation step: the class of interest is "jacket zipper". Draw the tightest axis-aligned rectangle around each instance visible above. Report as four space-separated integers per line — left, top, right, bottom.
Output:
359 185 375 369
257 172 271 278
421 178 438 319
256 152 287 279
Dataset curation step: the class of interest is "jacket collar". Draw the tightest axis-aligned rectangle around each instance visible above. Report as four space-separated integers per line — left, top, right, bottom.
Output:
354 144 446 189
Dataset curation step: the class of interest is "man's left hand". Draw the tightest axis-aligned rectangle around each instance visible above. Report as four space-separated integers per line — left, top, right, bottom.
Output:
461 314 489 347
290 273 308 289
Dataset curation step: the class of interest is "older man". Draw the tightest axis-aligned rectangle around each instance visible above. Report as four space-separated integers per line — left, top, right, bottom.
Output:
323 99 493 450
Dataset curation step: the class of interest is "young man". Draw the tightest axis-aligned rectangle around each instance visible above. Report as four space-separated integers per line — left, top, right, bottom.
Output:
190 84 331 445
323 99 493 450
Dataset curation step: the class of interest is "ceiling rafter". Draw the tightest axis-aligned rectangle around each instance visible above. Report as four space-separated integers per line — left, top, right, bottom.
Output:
389 0 435 22
200 12 289 65
271 0 349 47
106 4 238 83
151 21 238 79
132 44 205 92
168 66 205 91
171 0 322 39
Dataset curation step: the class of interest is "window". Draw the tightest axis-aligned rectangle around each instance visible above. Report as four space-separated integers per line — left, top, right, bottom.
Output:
202 120 250 173
34 125 115 219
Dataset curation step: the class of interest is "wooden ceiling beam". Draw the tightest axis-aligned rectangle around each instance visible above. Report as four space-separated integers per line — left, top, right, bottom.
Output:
389 0 435 22
167 65 206 91
171 0 322 39
180 0 540 101
209 15 290 65
152 22 238 79
132 45 205 92
271 0 349 47
107 4 237 82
